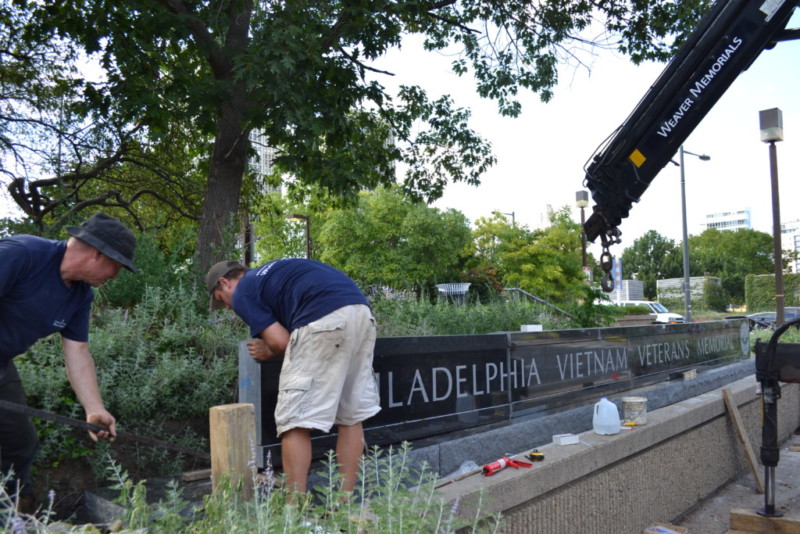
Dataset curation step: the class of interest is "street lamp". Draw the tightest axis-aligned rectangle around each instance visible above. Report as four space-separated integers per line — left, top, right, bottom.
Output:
576 190 589 268
760 108 785 327
286 213 311 259
496 210 515 226
679 146 710 323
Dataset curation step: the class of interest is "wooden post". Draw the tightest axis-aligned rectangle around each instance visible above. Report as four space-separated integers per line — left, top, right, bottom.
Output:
210 403 256 501
722 388 765 494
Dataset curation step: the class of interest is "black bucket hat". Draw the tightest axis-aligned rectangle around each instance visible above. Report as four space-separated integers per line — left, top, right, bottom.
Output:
66 213 138 273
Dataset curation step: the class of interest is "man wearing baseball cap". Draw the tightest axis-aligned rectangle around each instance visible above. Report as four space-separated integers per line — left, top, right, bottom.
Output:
206 258 380 495
0 212 137 512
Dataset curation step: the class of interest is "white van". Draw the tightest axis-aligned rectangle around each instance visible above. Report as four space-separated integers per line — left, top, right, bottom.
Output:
617 300 684 324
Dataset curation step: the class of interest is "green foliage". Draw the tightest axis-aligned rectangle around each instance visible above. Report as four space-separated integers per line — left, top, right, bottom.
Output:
702 276 730 312
750 324 800 347
250 192 313 261
563 285 620 328
690 228 775 305
746 273 800 311
17 283 244 477
620 305 652 316
620 231 682 300
97 229 200 308
472 207 590 306
99 443 502 533
371 292 574 336
318 187 473 289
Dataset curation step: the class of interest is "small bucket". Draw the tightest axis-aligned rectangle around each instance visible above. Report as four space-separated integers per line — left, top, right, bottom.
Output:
622 396 648 425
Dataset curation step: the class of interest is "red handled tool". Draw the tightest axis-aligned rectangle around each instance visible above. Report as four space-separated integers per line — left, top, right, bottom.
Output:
482 456 532 476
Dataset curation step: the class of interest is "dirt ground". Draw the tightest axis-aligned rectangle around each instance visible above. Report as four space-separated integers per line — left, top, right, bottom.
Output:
674 439 800 533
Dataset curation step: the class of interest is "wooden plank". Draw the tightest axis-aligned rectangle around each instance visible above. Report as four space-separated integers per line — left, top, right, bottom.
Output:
181 468 212 482
730 508 800 533
723 388 765 494
210 403 256 501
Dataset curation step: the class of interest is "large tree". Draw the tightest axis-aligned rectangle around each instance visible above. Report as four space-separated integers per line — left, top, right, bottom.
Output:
7 0 711 270
620 230 682 300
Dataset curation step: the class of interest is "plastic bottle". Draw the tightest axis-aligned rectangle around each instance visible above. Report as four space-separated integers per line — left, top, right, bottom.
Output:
593 397 621 435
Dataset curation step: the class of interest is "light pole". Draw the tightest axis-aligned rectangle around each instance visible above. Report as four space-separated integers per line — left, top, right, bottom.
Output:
575 190 589 269
760 108 785 327
287 213 311 259
679 146 710 323
497 211 515 226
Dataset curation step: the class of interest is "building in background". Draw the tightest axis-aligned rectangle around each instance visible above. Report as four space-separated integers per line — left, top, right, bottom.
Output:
249 129 280 193
782 218 800 274
701 208 752 232
606 279 645 302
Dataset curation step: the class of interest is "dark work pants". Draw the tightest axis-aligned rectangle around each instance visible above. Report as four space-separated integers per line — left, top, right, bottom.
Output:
0 360 39 500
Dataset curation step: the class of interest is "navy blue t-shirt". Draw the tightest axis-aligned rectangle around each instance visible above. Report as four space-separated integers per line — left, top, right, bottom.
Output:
0 235 93 368
233 259 368 338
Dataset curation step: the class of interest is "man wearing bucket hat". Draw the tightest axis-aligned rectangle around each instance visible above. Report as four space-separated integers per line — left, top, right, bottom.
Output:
206 258 380 495
0 212 137 511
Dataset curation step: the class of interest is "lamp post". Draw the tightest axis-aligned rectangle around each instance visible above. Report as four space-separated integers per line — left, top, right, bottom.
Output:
287 213 311 259
576 190 589 268
760 108 785 327
497 211 515 226
679 146 710 323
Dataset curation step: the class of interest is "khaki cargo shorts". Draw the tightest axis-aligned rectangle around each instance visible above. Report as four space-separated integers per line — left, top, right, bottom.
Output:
274 304 381 436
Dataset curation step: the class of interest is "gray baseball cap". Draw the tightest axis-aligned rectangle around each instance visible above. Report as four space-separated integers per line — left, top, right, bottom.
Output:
205 260 246 310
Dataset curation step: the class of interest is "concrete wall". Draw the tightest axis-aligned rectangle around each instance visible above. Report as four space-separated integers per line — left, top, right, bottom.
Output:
436 374 800 534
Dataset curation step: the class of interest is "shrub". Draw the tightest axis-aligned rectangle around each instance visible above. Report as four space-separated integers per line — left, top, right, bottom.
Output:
370 292 572 336
746 273 800 312
18 283 246 478
96 230 199 309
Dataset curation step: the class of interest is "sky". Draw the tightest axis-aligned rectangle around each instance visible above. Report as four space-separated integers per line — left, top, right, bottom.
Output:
377 11 800 260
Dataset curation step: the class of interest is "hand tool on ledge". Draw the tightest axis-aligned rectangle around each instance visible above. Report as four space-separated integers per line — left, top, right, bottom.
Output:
482 456 532 476
527 450 544 462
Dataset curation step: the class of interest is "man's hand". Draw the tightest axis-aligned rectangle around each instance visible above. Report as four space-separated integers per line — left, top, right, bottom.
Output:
247 339 272 361
87 410 117 442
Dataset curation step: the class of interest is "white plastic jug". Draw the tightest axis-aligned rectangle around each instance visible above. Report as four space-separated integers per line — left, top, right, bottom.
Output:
593 397 621 435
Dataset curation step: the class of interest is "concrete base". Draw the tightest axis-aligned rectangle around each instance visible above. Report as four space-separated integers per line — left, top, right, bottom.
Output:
412 359 755 478
436 373 800 534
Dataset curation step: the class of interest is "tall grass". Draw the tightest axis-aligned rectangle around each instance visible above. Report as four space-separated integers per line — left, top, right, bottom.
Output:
2 445 503 533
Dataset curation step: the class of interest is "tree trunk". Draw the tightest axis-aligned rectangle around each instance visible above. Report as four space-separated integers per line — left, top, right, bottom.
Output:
195 98 251 273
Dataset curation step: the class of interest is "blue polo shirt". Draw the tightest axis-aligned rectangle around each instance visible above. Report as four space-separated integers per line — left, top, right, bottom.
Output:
0 235 92 368
232 259 368 338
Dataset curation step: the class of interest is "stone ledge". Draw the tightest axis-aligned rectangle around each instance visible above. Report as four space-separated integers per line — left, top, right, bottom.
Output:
413 359 754 478
436 375 800 534
437 375 759 513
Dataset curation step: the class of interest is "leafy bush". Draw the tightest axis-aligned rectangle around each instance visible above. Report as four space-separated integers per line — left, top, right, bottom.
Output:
619 305 651 316
370 292 573 337
17 283 245 478
703 276 730 312
746 273 800 312
96 230 199 309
